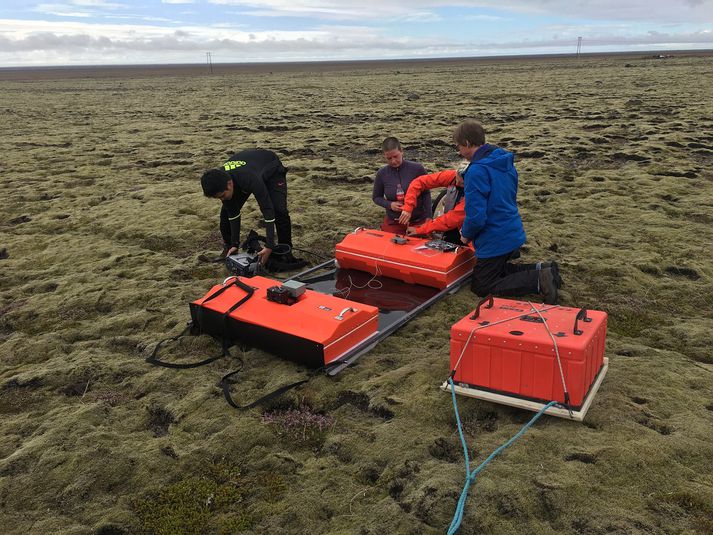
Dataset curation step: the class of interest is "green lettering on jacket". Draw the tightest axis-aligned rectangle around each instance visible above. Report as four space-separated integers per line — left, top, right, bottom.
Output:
223 160 247 171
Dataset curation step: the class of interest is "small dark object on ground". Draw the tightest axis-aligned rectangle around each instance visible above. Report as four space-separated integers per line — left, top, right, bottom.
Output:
9 215 31 225
197 246 231 263
0 248 7 260
665 266 700 280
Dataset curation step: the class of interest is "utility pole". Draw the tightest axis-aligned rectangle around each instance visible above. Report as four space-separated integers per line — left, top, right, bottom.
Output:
206 51 213 74
576 37 582 58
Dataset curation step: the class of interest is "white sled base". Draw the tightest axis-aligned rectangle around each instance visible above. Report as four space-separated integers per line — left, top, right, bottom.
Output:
441 357 609 422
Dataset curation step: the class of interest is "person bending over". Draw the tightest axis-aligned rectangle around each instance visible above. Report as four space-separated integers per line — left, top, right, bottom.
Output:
455 120 561 304
397 161 469 244
201 149 292 266
372 137 432 234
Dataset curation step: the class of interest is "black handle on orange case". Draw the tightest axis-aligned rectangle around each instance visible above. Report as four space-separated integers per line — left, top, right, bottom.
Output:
573 308 589 335
470 294 494 320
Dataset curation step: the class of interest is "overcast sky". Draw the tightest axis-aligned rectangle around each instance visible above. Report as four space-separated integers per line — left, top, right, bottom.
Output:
1 0 712 67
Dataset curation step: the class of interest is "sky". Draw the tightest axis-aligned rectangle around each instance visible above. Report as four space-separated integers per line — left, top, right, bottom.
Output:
0 0 712 67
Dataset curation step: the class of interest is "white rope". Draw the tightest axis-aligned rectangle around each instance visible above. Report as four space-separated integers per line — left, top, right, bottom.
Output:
526 301 570 408
334 235 387 300
450 303 560 375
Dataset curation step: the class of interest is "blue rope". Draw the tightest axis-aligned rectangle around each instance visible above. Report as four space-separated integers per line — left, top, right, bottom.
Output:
447 378 557 535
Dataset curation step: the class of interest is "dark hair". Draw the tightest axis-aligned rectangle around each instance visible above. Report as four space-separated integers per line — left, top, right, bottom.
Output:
201 168 230 197
382 136 402 152
453 120 486 147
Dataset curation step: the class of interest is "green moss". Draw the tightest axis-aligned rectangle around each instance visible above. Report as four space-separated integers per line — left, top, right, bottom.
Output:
260 473 287 503
216 513 255 534
3 54 713 535
608 309 658 338
662 490 713 515
138 234 186 253
133 462 254 535
649 489 713 530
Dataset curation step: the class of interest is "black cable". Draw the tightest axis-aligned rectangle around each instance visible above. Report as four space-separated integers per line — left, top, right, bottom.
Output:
220 359 344 410
290 246 331 261
255 262 289 281
244 231 329 262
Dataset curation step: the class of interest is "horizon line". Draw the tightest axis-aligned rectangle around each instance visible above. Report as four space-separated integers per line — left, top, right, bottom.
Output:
2 47 712 71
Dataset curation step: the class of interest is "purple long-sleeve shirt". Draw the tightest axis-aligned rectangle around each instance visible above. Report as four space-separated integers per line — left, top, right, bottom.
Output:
372 160 432 222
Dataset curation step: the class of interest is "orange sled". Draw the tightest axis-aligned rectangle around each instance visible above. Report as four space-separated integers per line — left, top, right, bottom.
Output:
190 275 379 368
149 232 475 409
335 228 475 289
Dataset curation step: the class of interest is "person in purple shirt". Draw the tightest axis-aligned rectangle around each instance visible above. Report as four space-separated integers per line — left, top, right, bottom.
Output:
372 137 432 234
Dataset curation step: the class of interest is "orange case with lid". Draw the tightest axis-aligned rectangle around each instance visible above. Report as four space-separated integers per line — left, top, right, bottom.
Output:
335 229 475 289
450 297 607 408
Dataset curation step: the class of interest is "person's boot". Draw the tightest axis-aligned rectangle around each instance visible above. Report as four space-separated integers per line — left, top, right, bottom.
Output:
550 261 563 289
283 252 308 269
538 267 559 305
537 260 563 288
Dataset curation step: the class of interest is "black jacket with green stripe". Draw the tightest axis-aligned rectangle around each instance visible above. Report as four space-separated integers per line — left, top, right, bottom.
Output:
221 149 285 248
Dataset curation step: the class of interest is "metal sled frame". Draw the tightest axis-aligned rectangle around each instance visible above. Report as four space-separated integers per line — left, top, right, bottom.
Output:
293 259 471 376
440 357 609 421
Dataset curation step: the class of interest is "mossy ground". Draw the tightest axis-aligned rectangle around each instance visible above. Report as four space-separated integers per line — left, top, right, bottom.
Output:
1 54 712 534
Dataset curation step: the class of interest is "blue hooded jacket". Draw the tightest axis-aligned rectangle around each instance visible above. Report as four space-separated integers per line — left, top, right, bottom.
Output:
460 145 526 259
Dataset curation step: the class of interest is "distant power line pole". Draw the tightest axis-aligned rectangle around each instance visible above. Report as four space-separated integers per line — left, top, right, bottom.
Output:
576 37 582 58
206 51 213 74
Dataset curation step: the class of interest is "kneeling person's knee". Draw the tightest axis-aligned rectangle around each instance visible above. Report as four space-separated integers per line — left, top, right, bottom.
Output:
470 276 494 296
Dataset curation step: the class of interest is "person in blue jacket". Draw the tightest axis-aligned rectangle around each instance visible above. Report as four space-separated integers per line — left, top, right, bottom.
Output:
456 120 561 304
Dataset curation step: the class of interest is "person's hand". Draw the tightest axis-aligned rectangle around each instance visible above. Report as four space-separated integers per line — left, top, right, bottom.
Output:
398 210 412 225
407 227 429 237
256 247 272 265
227 246 239 257
390 201 404 212
460 233 471 245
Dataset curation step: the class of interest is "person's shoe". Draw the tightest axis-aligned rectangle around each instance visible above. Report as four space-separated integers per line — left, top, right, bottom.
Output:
538 267 559 305
549 261 563 288
537 260 563 288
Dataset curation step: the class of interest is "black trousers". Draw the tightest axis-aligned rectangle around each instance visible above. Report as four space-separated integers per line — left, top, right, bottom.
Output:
471 249 540 297
220 170 292 247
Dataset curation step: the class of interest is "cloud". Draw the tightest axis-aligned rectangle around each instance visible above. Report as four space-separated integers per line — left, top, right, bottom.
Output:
401 11 442 23
206 0 713 24
2 2 713 66
71 0 127 7
463 29 713 52
465 15 508 22
33 0 128 18
33 5 93 18
1 16 711 66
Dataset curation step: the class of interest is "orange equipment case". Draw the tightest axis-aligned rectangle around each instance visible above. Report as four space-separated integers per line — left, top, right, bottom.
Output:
449 297 607 409
334 228 475 290
190 275 379 368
